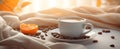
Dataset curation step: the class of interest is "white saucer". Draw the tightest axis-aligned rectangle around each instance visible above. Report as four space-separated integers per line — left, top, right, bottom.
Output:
46 28 97 42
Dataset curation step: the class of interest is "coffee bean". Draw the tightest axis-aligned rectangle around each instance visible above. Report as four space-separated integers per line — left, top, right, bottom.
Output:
40 35 44 37
51 33 59 37
110 44 115 48
86 36 90 38
111 36 115 39
86 26 91 29
85 36 90 39
36 36 40 38
41 37 46 40
40 35 45 40
102 29 110 33
93 40 98 43
42 29 48 33
35 33 41 36
51 33 60 38
84 36 87 39
45 34 48 36
98 32 102 35
79 35 85 39
102 30 106 32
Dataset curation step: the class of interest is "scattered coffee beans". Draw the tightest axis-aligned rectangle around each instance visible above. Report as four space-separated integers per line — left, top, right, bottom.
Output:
51 32 90 40
102 29 110 33
20 25 59 40
38 25 58 32
110 44 115 48
93 40 98 43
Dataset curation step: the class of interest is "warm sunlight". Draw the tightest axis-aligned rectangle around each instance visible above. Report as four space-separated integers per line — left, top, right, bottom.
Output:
21 0 100 14
48 0 57 8
31 0 86 10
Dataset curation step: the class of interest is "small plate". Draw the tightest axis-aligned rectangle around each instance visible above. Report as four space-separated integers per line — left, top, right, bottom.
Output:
46 28 97 42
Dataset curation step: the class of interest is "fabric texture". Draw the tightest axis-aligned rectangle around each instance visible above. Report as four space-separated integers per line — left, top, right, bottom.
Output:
0 6 120 49
20 7 120 30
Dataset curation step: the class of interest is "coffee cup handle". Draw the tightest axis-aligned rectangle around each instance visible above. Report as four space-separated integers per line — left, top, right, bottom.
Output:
83 23 94 34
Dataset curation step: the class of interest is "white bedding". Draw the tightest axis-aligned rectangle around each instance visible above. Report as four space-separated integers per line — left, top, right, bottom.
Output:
0 6 120 49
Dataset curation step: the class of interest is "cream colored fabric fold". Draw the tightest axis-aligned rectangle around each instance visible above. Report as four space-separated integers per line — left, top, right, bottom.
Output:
19 7 120 30
2 15 20 29
48 43 87 49
0 16 87 49
0 11 15 16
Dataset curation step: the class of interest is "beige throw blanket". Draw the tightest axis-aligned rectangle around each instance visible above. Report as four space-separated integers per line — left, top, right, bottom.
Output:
0 6 120 49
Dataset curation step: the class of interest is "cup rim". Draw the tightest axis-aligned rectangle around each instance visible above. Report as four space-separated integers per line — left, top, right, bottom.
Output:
58 18 86 23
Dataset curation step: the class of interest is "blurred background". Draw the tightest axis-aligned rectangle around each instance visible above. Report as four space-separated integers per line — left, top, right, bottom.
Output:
1 0 116 14
22 0 104 13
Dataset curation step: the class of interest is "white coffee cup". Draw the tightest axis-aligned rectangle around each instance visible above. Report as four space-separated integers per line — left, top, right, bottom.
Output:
58 18 93 37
